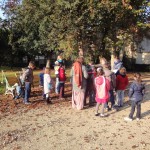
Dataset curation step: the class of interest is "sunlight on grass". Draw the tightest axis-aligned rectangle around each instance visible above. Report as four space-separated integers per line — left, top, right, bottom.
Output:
0 84 5 94
0 68 71 94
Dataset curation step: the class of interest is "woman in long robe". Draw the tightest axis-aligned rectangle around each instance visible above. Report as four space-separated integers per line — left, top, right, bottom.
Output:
71 57 88 110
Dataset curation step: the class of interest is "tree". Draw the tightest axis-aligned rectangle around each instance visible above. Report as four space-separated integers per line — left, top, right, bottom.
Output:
2 0 150 67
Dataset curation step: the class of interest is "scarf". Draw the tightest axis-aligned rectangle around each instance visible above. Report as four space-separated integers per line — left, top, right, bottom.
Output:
73 61 82 87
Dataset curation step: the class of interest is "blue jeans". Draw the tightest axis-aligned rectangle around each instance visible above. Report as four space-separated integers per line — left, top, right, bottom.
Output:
59 83 64 98
129 101 141 119
15 86 25 99
24 82 31 103
116 90 124 106
109 90 115 108
89 90 95 105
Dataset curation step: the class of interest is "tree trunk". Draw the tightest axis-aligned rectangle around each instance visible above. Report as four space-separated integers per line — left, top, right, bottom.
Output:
111 48 115 70
46 51 52 68
46 56 51 68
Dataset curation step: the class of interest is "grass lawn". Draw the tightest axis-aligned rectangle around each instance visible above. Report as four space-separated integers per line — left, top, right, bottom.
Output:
0 68 71 95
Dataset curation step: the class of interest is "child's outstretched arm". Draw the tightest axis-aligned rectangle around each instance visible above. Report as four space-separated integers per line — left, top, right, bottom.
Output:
128 83 134 98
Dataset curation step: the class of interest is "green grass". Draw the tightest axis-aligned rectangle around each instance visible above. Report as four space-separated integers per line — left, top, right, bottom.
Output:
0 66 21 72
0 84 5 94
0 68 71 94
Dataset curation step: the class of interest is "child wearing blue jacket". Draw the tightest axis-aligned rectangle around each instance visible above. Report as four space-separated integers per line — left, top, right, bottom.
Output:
124 73 145 121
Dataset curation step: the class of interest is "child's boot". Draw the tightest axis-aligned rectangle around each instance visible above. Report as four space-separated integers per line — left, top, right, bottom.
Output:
46 97 52 104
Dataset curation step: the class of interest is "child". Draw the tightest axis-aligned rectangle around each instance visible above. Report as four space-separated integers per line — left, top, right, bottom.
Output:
44 67 52 104
84 61 96 106
39 68 45 87
95 67 110 117
54 61 60 94
116 67 128 107
14 68 26 99
103 62 116 110
57 55 64 64
124 73 145 121
22 61 35 104
39 67 46 99
113 55 123 75
58 62 66 99
13 83 22 99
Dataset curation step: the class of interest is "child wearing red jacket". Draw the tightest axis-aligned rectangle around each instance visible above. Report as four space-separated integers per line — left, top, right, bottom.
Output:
116 67 128 107
58 62 66 99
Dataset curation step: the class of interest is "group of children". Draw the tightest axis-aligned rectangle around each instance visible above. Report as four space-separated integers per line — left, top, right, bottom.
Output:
13 55 145 121
38 55 145 121
93 57 145 121
39 56 66 104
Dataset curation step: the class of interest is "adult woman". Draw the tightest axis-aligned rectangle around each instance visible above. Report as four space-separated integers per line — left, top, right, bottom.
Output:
71 57 88 110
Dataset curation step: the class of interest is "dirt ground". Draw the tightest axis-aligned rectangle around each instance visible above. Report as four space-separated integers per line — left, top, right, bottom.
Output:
0 73 150 150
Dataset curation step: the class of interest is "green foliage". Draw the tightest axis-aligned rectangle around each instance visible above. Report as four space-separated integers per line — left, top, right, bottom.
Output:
1 0 149 64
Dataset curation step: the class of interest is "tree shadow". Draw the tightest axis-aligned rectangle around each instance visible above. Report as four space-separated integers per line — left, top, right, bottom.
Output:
141 110 150 118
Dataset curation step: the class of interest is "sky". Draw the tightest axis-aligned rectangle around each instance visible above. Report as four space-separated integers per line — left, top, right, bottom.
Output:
0 9 5 19
0 0 5 19
0 7 5 19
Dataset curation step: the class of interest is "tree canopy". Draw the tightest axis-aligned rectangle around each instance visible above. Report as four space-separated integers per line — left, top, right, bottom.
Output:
0 0 150 65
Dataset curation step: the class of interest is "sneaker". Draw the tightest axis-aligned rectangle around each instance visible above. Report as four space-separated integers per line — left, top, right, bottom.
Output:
95 113 100 116
124 117 133 121
112 107 118 111
48 101 52 104
46 98 52 104
136 118 140 121
105 107 111 112
89 103 95 107
24 102 31 105
100 113 107 117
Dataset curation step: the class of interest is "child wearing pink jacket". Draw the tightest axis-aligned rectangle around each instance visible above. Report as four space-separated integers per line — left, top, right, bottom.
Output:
95 67 110 117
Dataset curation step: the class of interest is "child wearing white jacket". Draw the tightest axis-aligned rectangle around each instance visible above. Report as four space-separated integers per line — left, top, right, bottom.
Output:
44 67 52 104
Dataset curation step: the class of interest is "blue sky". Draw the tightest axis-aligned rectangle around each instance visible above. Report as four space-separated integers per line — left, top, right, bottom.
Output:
0 8 5 19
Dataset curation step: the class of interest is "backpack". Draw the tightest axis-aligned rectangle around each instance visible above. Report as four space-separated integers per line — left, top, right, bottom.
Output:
58 67 66 81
